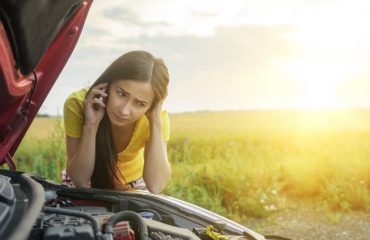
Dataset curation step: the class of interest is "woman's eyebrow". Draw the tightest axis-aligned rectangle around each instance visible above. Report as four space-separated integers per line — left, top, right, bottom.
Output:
117 86 149 104
117 86 129 94
136 98 149 104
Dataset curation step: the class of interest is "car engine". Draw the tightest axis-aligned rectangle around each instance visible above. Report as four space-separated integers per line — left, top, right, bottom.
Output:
0 170 268 240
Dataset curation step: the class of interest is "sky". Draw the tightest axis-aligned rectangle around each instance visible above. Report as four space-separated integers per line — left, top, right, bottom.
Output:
40 0 370 116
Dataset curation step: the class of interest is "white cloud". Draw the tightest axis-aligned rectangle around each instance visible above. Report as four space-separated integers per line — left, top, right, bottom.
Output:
79 0 370 50
40 0 370 115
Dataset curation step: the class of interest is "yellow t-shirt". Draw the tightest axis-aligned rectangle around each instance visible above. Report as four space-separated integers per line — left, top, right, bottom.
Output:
63 87 170 184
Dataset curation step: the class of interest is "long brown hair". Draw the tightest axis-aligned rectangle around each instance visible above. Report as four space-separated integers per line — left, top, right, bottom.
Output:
87 51 169 189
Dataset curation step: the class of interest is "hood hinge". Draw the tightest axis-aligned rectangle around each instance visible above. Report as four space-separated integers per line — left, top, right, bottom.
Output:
0 71 37 169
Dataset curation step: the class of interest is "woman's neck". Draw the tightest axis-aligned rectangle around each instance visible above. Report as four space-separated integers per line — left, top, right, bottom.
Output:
111 121 136 153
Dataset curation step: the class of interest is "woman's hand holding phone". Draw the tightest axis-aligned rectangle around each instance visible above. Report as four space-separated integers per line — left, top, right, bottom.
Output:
84 82 108 127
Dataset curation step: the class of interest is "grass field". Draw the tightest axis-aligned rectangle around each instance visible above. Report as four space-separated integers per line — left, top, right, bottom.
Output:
12 110 370 221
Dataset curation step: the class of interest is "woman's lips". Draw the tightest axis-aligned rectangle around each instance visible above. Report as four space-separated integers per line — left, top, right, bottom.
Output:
115 114 129 121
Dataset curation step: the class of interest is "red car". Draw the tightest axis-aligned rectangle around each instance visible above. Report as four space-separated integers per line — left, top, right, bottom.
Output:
0 1 288 239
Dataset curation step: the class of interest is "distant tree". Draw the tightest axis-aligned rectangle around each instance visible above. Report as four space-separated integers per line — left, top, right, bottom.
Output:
36 113 50 118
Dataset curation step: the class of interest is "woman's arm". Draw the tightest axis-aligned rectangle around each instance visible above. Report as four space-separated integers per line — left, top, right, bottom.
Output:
65 125 98 187
143 102 171 194
65 83 107 187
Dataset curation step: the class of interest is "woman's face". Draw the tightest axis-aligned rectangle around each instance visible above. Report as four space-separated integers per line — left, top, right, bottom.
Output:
106 79 154 127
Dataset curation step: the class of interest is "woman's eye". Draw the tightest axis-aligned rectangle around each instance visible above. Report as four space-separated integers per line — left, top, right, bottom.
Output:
137 102 146 107
117 91 128 97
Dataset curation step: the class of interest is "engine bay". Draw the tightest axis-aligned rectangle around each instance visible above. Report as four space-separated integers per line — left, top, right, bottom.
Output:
0 170 266 240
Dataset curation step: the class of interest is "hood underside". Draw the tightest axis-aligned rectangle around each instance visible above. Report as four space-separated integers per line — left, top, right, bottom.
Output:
0 0 93 168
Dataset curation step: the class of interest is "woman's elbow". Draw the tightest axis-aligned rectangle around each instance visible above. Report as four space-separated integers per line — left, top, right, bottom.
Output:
72 179 90 188
66 168 89 188
146 171 171 194
146 183 164 194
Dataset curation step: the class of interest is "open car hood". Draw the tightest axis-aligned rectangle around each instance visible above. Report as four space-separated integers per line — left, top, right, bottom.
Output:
0 0 93 168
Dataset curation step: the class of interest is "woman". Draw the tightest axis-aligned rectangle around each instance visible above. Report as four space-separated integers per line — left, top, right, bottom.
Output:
63 50 171 194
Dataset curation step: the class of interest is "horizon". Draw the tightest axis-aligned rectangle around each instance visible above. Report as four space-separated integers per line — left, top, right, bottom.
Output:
38 106 370 117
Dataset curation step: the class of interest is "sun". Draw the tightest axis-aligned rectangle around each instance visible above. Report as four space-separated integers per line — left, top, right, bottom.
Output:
281 10 365 110
278 57 344 110
301 81 334 110
297 63 340 109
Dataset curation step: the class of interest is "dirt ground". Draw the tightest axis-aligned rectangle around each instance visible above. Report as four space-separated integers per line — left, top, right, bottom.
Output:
242 201 370 240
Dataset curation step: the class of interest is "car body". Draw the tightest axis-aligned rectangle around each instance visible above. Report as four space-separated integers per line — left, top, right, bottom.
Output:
0 1 287 239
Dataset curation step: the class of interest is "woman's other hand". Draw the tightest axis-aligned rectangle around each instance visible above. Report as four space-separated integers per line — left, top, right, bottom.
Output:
84 82 108 127
146 99 163 125
144 99 171 193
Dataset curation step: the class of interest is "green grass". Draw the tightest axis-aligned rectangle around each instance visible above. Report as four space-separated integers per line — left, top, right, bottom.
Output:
9 110 370 221
165 110 370 219
13 117 66 182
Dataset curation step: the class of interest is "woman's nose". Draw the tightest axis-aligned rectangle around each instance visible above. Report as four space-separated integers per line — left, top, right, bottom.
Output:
119 101 131 116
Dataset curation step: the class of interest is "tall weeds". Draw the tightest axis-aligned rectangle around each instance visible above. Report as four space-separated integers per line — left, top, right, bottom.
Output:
14 118 66 182
11 111 370 220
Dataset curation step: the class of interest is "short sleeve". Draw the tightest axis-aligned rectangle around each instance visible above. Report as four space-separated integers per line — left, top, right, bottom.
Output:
161 110 170 142
63 89 87 138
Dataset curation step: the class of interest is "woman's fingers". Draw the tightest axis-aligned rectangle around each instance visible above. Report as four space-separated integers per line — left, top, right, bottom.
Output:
152 100 163 114
146 100 163 121
85 83 108 107
84 83 109 122
92 95 106 109
83 84 109 126
88 84 108 100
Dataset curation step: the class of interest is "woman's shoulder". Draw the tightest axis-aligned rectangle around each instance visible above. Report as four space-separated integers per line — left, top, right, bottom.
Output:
64 87 89 109
63 87 90 114
65 87 89 103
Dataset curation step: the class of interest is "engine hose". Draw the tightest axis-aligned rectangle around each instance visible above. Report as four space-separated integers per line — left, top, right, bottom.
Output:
103 210 148 240
44 207 102 239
